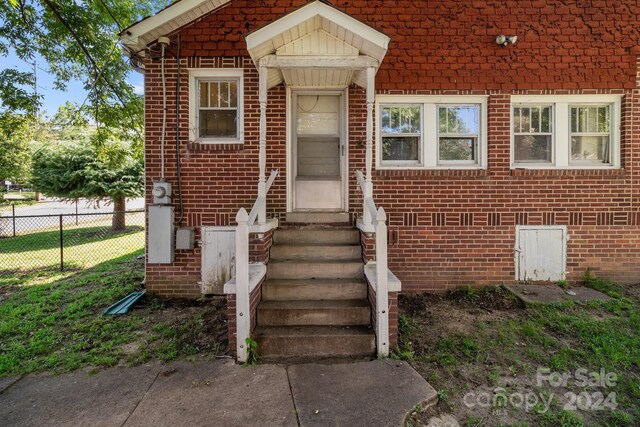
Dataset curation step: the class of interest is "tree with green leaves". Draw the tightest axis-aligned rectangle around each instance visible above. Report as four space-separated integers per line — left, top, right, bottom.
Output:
31 132 143 230
0 112 52 187
0 0 167 146
0 114 32 186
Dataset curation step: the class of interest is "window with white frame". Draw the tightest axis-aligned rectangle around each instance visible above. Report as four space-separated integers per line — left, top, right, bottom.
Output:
438 105 480 164
513 105 553 163
189 69 243 143
570 105 611 164
377 96 487 169
511 95 621 168
380 105 422 164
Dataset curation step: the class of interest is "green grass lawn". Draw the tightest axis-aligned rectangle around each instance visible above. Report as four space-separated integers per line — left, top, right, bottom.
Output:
0 222 145 286
0 253 228 376
400 280 640 427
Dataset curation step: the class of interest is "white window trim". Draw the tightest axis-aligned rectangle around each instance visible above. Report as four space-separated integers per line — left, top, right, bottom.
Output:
376 95 488 170
188 68 244 144
510 94 622 169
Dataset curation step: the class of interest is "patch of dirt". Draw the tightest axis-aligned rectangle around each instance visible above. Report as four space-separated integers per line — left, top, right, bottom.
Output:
400 286 637 426
620 283 640 300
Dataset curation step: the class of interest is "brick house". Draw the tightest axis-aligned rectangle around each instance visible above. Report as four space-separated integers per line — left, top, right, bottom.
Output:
120 0 640 362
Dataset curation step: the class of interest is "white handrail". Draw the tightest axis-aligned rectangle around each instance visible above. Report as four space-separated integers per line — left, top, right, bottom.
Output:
234 168 278 363
355 169 389 357
247 169 279 227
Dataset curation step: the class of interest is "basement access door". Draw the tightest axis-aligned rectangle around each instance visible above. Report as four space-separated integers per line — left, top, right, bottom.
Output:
515 225 568 282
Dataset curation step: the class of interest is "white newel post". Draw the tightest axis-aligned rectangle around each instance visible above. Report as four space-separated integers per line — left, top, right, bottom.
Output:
235 208 250 362
258 65 268 225
375 207 389 357
363 66 376 228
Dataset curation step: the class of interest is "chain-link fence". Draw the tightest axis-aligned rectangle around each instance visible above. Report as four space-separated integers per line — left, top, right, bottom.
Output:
0 206 145 277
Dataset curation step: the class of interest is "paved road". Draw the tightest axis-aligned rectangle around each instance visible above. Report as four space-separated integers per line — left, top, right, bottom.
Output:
0 198 145 236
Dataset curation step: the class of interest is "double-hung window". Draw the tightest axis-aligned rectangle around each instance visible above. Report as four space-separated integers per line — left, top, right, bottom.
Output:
570 105 611 165
438 105 480 164
511 95 620 169
189 69 244 144
380 105 422 165
377 96 487 169
513 105 553 163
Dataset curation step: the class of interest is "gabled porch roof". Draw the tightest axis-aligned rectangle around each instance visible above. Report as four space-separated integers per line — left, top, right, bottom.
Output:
245 1 390 89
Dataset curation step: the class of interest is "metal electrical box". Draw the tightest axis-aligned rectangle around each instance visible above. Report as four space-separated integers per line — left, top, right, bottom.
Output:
176 227 195 250
148 205 175 263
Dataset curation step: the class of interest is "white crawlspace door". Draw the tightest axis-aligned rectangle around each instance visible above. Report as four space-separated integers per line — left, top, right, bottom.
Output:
292 92 346 211
201 227 235 294
515 226 568 282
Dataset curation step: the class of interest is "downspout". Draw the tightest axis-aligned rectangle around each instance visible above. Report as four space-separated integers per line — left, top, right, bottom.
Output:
159 38 169 179
175 33 184 225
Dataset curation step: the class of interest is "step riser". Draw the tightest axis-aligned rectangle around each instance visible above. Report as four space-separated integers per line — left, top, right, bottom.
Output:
268 262 363 280
274 229 360 245
258 307 371 326
256 335 375 357
263 283 367 301
285 212 351 224
270 245 361 261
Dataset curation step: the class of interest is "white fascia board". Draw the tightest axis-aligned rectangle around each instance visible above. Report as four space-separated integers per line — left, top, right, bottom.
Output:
120 0 230 49
246 1 390 53
511 94 623 103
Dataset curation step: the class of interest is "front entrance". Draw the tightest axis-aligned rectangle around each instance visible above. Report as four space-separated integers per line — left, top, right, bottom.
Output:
291 91 347 211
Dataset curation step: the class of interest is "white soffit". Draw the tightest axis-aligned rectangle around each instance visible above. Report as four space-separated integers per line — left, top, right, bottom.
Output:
120 0 231 53
246 1 390 88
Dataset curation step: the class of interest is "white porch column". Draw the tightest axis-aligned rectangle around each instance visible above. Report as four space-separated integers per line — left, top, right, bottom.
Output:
258 65 268 225
363 66 376 227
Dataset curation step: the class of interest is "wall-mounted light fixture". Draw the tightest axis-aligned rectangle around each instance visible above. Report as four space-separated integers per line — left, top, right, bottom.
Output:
496 35 518 46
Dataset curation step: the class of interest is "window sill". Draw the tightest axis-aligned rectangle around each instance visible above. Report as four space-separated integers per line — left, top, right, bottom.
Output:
376 168 489 178
510 168 625 177
186 142 244 152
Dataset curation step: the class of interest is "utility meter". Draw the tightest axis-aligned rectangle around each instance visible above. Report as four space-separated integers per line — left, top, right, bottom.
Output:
153 181 171 204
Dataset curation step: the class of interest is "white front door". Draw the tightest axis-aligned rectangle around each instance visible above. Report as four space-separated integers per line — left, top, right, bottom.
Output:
292 91 346 211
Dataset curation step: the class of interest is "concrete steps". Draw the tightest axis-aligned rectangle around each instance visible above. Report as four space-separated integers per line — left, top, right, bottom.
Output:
273 228 360 245
270 243 361 261
285 212 351 224
254 325 375 358
267 259 363 280
253 225 374 359
258 299 371 326
262 279 367 301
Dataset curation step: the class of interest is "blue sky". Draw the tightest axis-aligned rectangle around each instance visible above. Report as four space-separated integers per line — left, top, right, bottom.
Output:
4 49 144 117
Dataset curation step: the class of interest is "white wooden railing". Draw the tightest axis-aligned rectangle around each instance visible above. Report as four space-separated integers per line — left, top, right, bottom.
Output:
234 169 279 362
356 170 389 357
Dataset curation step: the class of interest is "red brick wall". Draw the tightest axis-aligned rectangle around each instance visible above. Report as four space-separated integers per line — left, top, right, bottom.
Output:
144 1 640 297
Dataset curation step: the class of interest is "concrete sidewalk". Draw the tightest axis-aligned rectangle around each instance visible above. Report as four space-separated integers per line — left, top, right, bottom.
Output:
0 359 436 427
